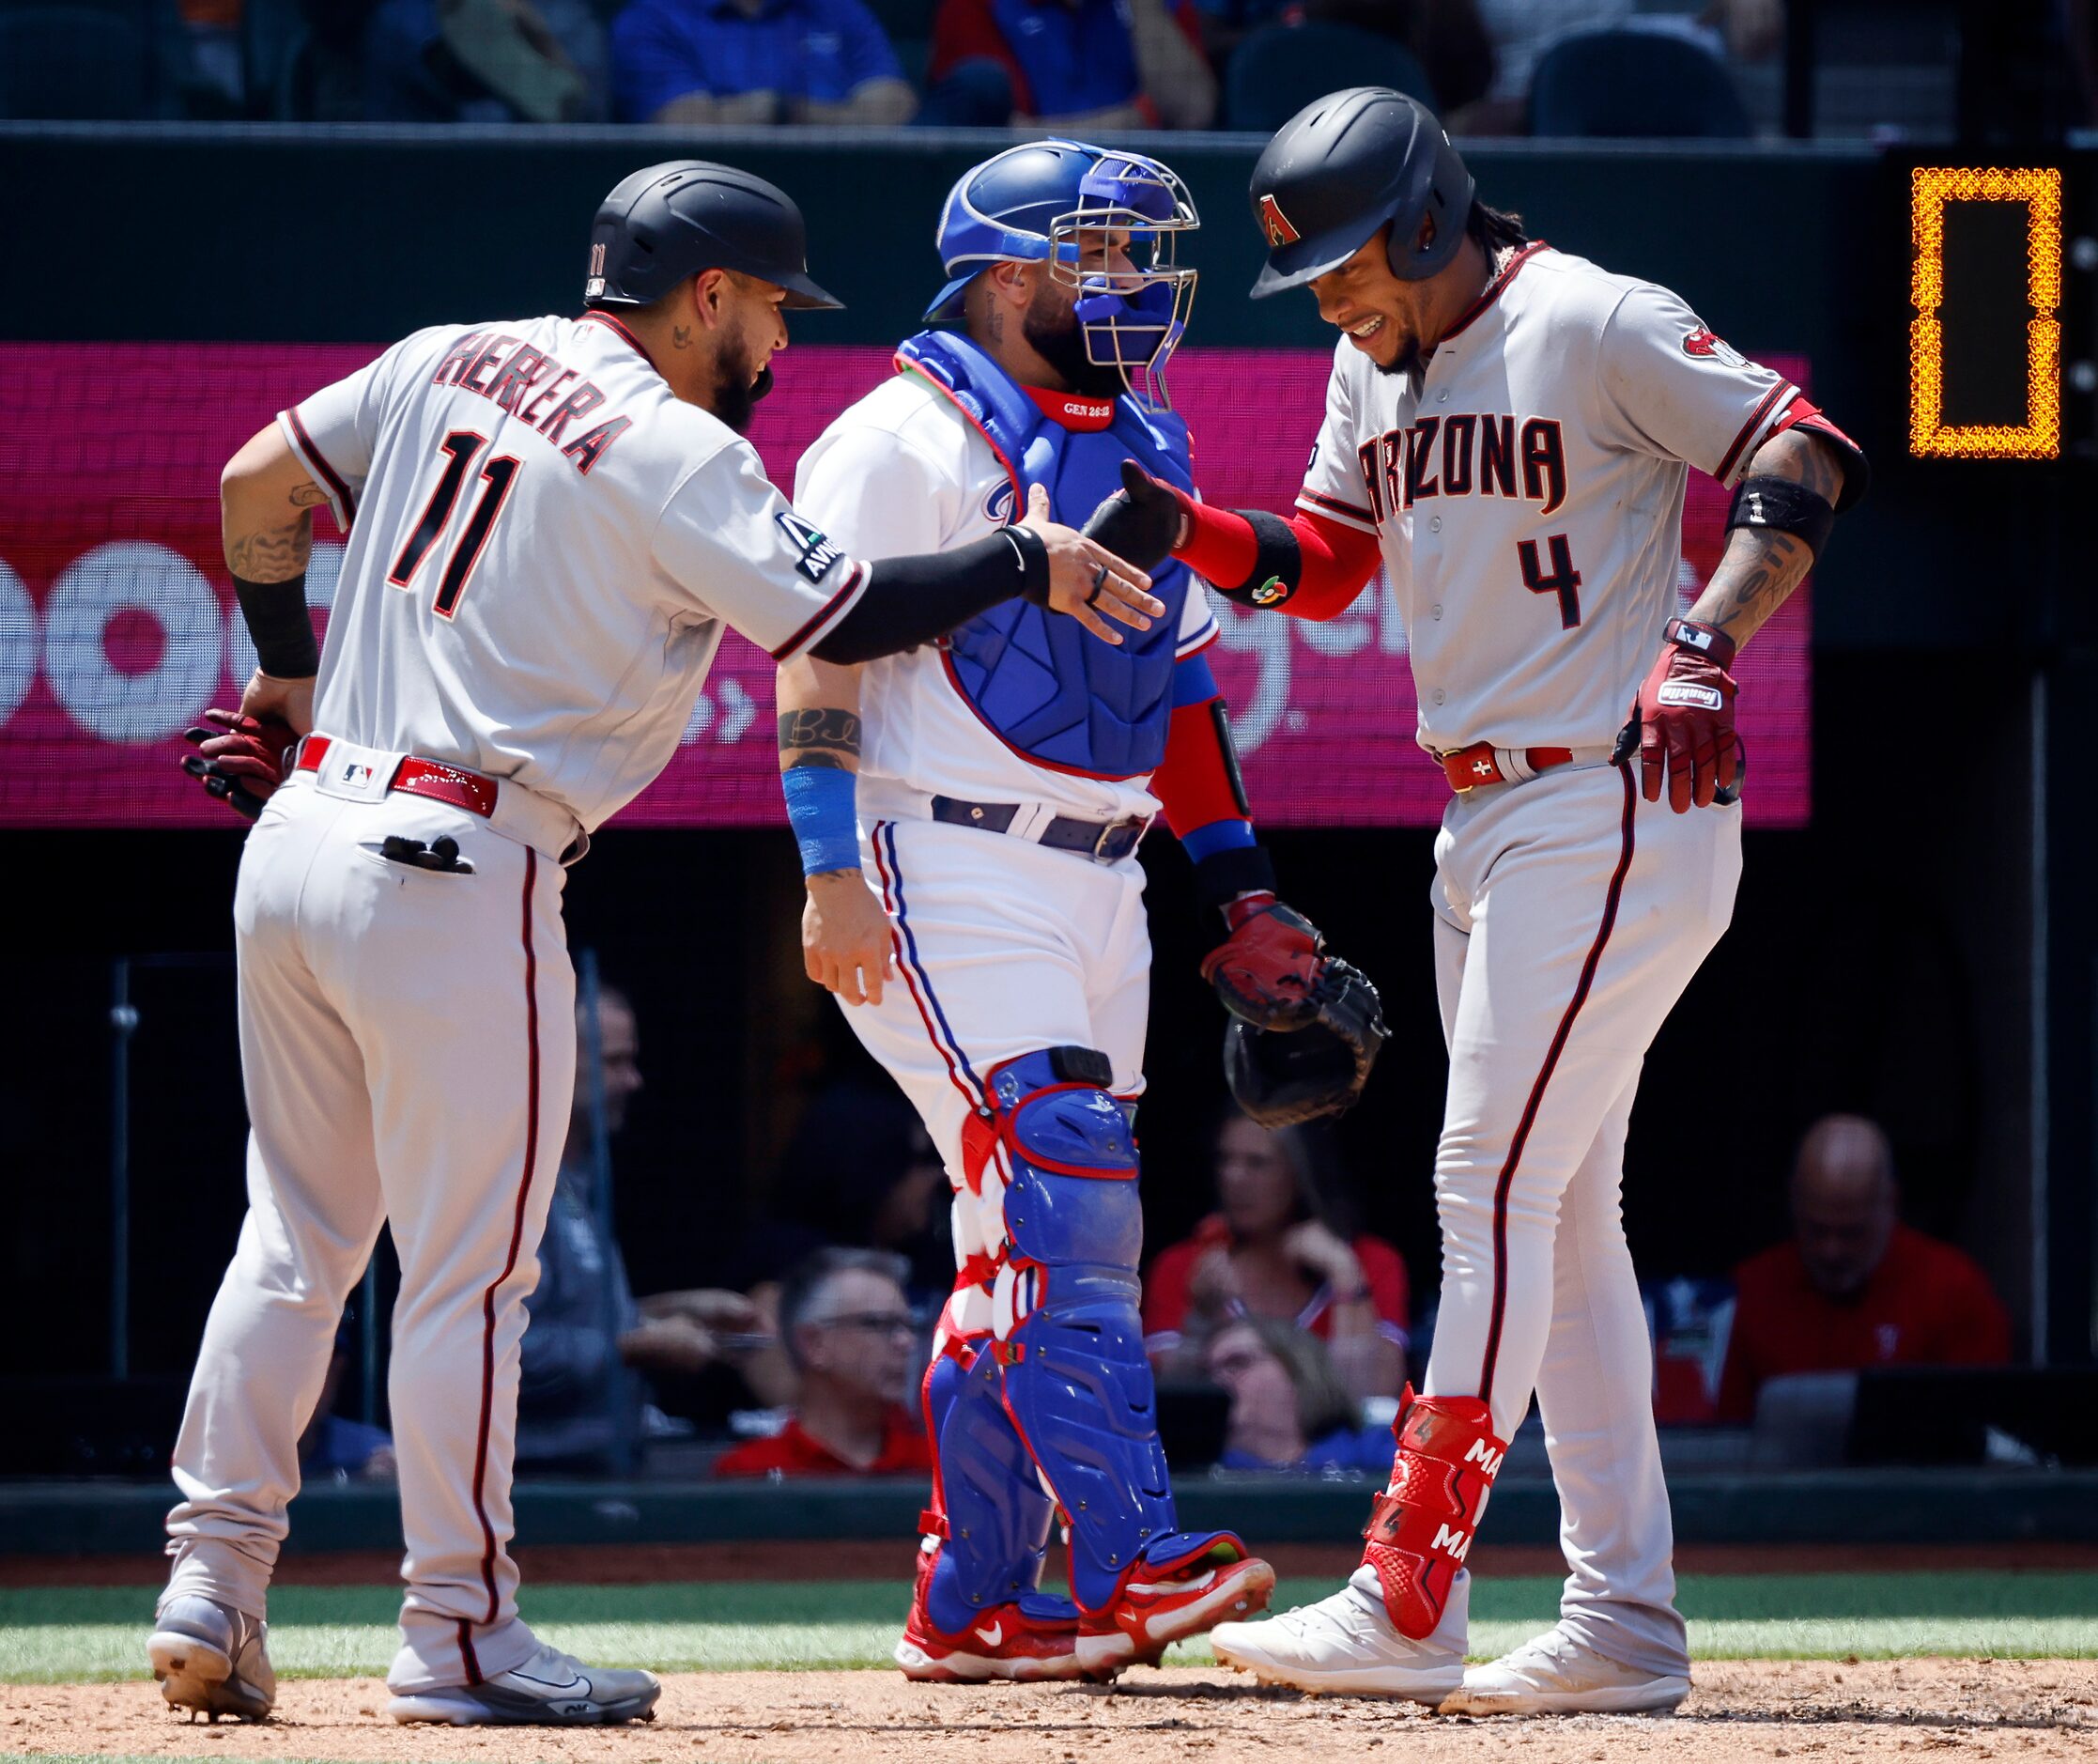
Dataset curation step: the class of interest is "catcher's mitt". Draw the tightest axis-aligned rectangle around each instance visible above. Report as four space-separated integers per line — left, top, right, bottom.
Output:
181 708 299 821
1223 957 1386 1130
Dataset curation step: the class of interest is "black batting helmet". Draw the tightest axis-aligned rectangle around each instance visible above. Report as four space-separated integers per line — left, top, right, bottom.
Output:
1247 88 1473 299
584 161 842 312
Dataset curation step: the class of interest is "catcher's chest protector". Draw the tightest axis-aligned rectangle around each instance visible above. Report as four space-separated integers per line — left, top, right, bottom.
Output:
897 331 1196 781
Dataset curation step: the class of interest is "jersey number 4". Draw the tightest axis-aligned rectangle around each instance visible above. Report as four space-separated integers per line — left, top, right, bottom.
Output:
388 429 523 620
1517 533 1582 629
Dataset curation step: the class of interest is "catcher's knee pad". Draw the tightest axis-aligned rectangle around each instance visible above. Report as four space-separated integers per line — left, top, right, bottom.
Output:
918 1341 1058 1635
966 1048 1183 1613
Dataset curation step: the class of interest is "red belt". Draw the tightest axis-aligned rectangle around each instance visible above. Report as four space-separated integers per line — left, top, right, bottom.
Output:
1440 741 1574 794
297 735 499 817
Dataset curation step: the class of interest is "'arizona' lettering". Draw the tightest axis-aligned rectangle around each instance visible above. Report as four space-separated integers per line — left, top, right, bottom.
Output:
1357 414 1566 523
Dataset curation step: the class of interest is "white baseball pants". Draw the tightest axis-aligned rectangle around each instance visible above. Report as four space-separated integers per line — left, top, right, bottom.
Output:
1422 758 1741 1677
162 771 573 1694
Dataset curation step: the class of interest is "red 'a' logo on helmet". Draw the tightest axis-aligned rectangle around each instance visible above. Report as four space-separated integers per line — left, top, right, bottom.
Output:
1257 193 1301 247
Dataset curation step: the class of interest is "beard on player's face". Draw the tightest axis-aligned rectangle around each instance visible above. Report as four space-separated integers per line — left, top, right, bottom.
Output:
710 328 767 434
1023 280 1128 400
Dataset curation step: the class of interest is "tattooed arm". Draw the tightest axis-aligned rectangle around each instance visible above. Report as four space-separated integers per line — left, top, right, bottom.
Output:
1683 426 1849 653
222 422 328 734
777 654 893 1005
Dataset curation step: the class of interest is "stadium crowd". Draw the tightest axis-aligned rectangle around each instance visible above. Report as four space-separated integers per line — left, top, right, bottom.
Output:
17 0 1959 138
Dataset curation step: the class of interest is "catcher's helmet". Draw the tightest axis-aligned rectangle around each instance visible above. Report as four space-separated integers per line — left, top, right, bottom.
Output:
925 138 1198 410
1247 87 1473 299
584 161 842 312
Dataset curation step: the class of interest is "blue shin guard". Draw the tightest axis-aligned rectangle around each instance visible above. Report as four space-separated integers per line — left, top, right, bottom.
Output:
919 1341 1068 1636
984 1050 1235 1614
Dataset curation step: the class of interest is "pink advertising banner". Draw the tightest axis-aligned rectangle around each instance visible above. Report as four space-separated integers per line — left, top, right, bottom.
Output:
0 343 1809 828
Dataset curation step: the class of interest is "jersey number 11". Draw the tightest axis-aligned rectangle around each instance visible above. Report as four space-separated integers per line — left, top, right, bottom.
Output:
388 429 524 620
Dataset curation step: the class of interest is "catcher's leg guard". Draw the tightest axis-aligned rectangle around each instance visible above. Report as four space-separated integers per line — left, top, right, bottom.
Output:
976 1049 1257 1638
918 1339 1061 1633
1358 1385 1508 1640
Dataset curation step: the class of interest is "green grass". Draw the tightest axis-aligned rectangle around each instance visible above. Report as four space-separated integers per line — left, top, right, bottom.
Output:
6 1572 2095 1684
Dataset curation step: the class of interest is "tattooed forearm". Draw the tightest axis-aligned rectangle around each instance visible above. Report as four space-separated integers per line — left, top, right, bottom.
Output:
225 513 314 583
1686 428 1845 652
778 706 863 770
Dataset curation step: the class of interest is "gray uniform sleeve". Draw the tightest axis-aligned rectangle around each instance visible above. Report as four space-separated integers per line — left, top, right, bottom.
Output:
277 351 393 532
650 441 872 660
1297 343 1378 532
1594 282 1808 488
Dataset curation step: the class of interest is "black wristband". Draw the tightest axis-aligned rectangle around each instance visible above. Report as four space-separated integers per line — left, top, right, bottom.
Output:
1192 842 1277 912
232 573 318 678
1004 523 1050 605
1214 508 1304 610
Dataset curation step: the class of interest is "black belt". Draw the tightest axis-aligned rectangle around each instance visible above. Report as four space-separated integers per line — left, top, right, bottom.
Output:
931 796 1149 864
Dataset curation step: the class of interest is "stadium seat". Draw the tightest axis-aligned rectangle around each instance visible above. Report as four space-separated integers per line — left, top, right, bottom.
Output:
1223 22 1436 133
1528 28 1753 138
0 8 152 117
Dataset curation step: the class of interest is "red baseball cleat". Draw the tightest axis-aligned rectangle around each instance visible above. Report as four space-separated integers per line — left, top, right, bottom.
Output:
1076 1539 1277 1679
895 1548 1084 1683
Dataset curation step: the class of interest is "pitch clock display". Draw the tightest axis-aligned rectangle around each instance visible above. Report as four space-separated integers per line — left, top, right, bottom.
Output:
1909 166 2064 460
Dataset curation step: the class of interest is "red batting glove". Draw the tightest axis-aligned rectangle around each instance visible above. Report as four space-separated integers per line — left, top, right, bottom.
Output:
180 708 300 821
1625 618 1739 812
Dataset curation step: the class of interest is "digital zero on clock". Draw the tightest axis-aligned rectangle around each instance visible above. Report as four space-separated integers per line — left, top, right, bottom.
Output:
1909 165 2063 460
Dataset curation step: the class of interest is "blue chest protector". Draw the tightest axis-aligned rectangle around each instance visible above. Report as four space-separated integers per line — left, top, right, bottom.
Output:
896 330 1196 780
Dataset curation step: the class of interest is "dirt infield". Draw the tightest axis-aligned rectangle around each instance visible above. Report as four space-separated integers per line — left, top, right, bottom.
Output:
9 1661 2096 1763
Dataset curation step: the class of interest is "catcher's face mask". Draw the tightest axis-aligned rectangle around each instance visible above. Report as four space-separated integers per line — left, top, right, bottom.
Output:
1049 152 1199 413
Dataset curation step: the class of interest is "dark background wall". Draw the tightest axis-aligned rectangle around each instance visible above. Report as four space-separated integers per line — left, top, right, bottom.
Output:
0 125 2088 1380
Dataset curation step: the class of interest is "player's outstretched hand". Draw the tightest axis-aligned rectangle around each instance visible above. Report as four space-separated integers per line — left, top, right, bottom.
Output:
801 869 895 1007
1618 618 1740 812
1081 459 1193 575
1021 482 1163 645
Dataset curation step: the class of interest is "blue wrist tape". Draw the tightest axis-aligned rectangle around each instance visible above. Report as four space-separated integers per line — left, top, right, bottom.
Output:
1180 817 1257 864
781 765 860 877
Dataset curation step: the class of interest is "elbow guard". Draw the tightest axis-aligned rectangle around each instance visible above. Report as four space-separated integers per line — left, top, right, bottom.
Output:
1212 509 1304 611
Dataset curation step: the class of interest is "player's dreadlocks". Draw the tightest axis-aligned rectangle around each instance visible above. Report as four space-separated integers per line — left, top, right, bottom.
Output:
1467 199 1530 255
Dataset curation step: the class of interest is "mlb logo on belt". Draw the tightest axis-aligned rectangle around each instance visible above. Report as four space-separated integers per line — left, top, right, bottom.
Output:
1257 193 1300 247
340 761 374 788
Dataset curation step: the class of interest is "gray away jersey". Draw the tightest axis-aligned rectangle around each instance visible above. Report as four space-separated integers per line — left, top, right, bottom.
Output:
280 311 869 834
1299 244 1820 755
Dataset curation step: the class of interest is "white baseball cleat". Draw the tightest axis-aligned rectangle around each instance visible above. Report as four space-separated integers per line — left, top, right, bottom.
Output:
1442 1626 1690 1716
1209 1579 1462 1703
147 1595 277 1722
388 1641 661 1725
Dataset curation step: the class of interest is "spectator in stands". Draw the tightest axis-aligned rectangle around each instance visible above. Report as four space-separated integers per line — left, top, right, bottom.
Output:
1453 0 1782 133
517 985 777 1471
1716 1115 2013 1423
1145 1113 1407 1402
713 1248 933 1478
1206 1318 1390 1471
610 0 916 123
365 0 609 121
1191 0 1492 117
927 0 1216 129
739 1072 952 1310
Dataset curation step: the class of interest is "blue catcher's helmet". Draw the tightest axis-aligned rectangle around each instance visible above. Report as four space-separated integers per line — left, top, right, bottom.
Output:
925 139 1198 410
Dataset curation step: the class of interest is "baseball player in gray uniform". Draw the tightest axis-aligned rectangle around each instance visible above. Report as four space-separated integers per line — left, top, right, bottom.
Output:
156 159 1159 1727
1088 90 1866 1714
